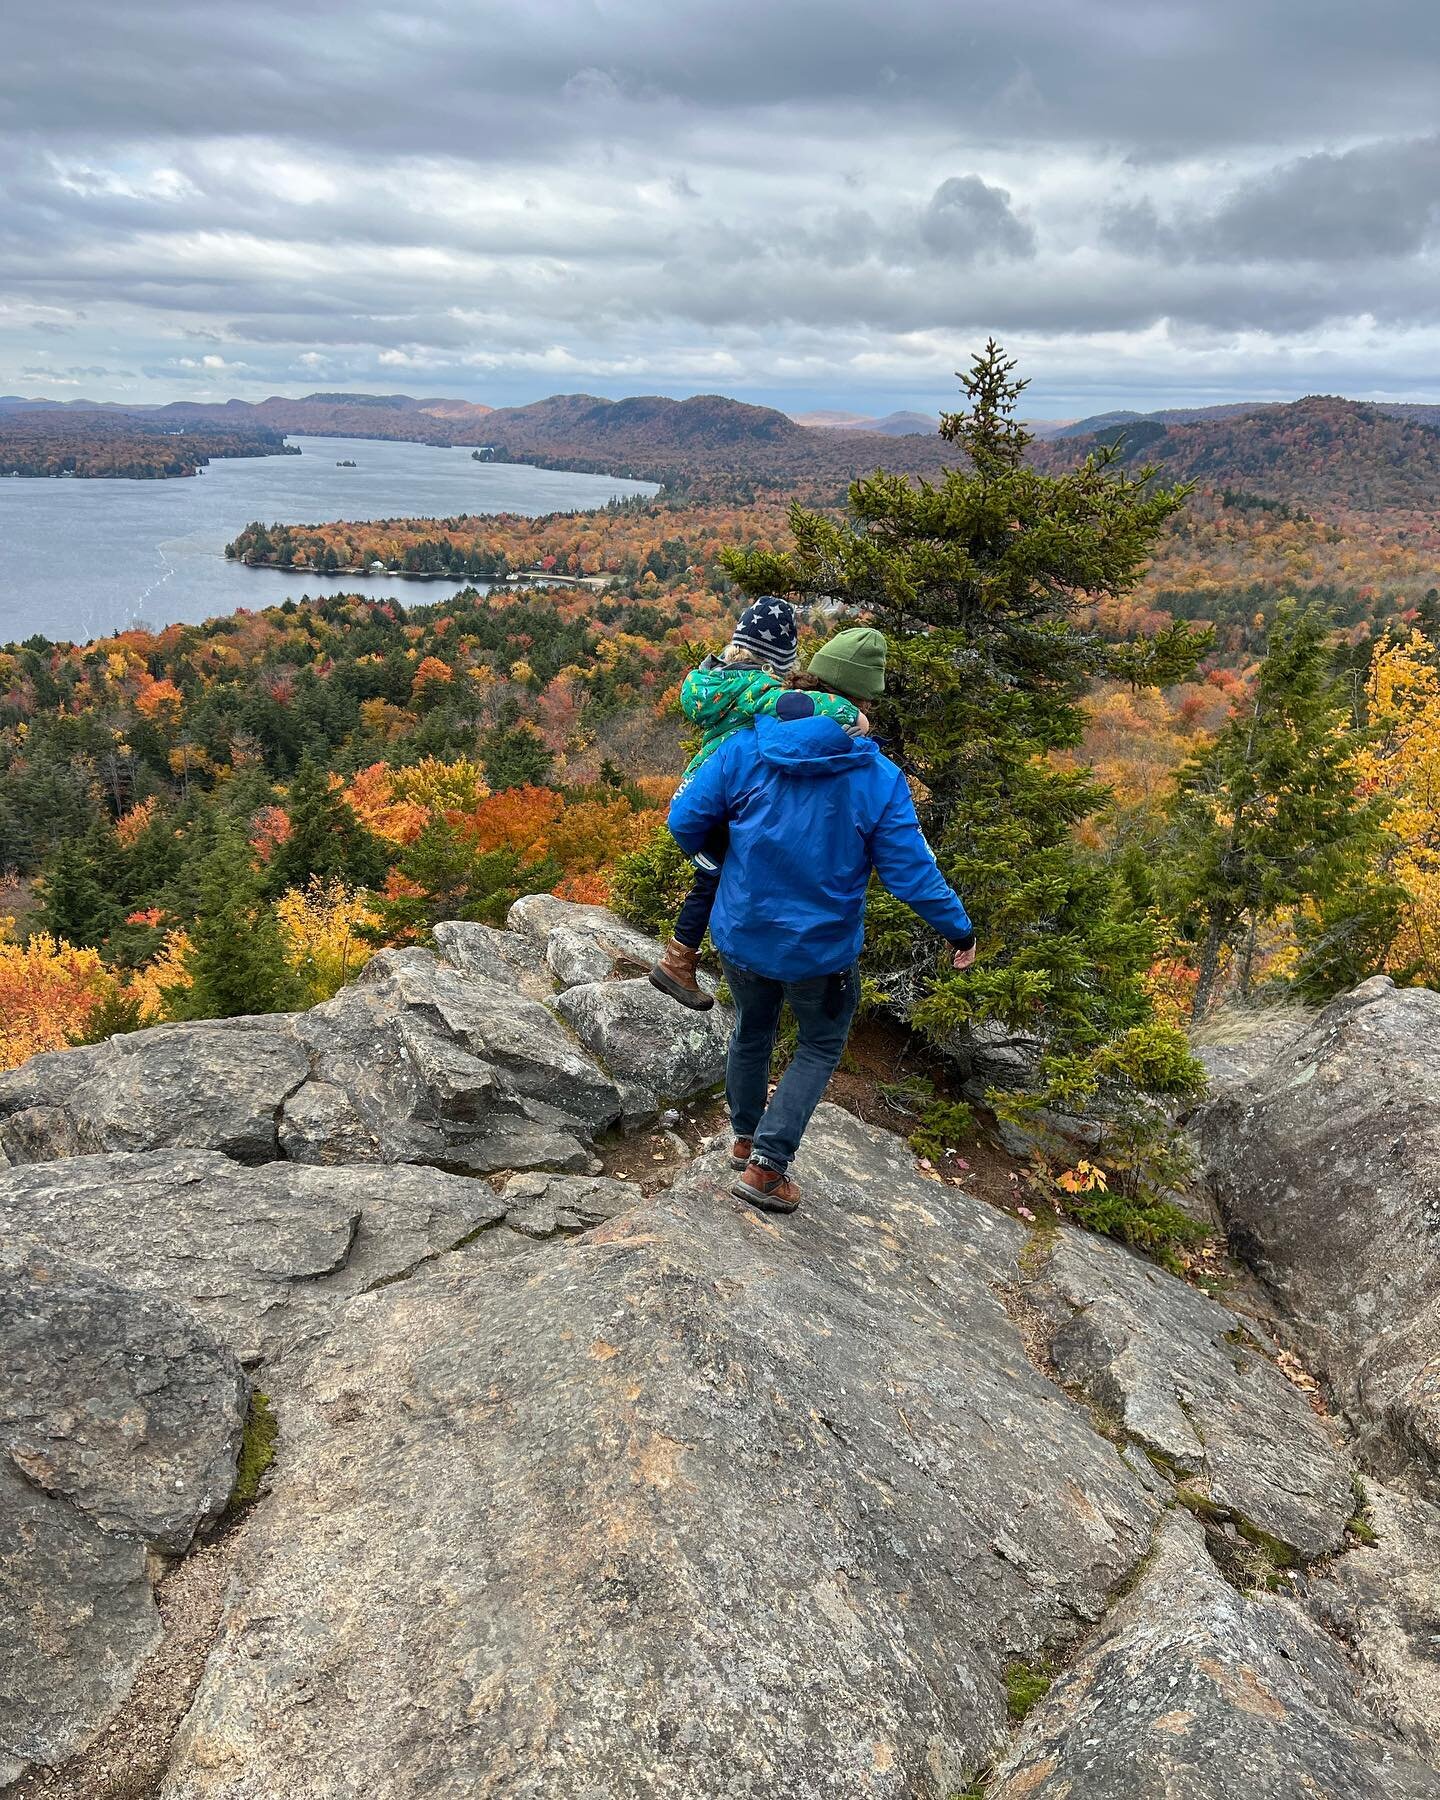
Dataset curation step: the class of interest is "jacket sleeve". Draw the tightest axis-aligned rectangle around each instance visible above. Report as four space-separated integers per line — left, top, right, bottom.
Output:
808 691 862 732
679 668 708 725
867 772 975 948
667 740 731 855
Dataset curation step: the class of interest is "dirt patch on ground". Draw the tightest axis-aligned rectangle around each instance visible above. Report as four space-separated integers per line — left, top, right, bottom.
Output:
598 1094 729 1192
12 1523 247 1800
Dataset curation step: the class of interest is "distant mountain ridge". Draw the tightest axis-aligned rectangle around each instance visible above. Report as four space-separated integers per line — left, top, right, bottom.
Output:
791 408 939 437
1036 395 1440 512
7 386 1440 505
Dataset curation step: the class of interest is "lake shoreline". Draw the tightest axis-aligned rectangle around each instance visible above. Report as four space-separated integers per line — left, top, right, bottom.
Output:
226 562 613 591
1 434 656 643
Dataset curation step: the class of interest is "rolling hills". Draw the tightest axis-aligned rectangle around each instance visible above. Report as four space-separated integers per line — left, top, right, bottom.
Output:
1036 395 1440 513
7 385 1440 511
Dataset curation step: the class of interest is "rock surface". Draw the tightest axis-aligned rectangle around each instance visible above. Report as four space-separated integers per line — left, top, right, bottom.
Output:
507 892 679 989
1 1247 247 1783
989 1510 1440 1798
553 976 731 1118
0 904 733 1181
1 1244 247 1552
281 947 619 1173
497 1171 635 1239
1028 1230 1355 1558
1298 1483 1440 1764
6 943 1440 1797
157 1108 1162 1799
0 1020 308 1168
0 1151 510 1364
432 918 554 1000
1192 977 1440 1491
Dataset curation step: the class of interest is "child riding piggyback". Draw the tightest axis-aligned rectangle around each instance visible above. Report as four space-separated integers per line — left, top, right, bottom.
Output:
649 597 882 1009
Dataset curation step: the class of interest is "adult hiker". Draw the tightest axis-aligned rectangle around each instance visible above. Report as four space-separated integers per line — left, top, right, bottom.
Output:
649 599 867 1011
667 640 975 1215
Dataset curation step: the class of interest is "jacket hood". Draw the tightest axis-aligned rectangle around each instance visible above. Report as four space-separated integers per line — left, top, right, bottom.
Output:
687 660 775 716
753 712 872 777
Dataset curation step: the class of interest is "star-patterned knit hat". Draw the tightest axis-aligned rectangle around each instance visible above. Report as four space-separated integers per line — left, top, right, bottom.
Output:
731 596 798 674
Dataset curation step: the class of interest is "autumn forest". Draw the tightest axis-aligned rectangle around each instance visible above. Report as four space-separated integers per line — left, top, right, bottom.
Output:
6 367 1440 1261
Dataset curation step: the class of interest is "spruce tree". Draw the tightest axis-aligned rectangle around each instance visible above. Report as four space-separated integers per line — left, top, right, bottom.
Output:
480 716 553 791
265 755 388 896
170 827 300 1019
368 817 558 940
1165 600 1387 1015
34 828 125 947
721 341 1204 1064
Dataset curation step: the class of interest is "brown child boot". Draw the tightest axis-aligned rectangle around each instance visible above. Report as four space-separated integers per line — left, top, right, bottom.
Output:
732 1163 801 1214
649 939 715 1011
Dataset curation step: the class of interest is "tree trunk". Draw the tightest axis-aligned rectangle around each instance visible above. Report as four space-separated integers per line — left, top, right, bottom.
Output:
1191 917 1226 1020
1237 914 1260 998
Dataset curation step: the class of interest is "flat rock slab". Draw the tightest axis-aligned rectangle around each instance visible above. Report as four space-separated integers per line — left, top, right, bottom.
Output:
0 1152 508 1365
1030 1230 1355 1558
0 1019 308 1168
433 920 555 1001
1 1250 246 1783
158 1107 1159 1800
1192 977 1440 1492
988 1511 1440 1799
553 977 731 1119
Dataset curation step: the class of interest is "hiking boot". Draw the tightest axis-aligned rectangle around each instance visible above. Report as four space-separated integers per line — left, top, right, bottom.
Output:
732 1162 801 1214
729 1137 753 1170
648 939 715 1011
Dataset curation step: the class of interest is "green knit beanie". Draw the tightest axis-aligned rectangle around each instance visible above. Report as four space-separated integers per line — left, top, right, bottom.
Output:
806 626 888 703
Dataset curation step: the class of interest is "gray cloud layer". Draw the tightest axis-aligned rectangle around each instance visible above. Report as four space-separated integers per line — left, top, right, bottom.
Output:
4 0 1440 410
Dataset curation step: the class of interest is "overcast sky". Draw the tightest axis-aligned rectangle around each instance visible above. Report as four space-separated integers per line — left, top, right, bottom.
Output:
4 0 1440 417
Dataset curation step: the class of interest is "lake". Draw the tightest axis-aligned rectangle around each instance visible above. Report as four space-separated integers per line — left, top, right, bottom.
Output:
0 436 659 645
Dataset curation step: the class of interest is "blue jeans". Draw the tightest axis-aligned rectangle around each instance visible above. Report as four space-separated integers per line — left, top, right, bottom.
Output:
721 956 860 1172
673 823 729 951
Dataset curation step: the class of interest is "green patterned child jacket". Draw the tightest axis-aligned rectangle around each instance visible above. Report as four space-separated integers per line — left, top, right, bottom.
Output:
678 656 860 782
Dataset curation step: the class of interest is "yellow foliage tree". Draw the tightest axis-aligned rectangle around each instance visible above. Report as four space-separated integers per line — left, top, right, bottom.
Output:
0 920 108 1070
392 755 489 813
126 928 194 1022
1357 633 1440 981
275 879 380 1004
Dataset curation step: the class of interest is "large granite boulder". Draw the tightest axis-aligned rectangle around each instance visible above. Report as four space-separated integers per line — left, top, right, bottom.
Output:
553 977 731 1119
0 1151 511 1364
1028 1230 1355 1559
988 1511 1440 1799
280 948 620 1173
0 1019 308 1168
1 1245 247 1783
506 893 678 989
1192 976 1440 1492
0 906 724 1185
158 1107 1161 1799
1190 1005 1314 1100
432 919 554 1000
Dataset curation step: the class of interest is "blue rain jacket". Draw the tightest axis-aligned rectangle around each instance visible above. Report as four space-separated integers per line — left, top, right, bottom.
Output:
667 713 973 982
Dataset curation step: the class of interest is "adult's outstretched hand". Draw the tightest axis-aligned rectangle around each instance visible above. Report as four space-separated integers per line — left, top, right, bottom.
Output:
952 942 976 971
